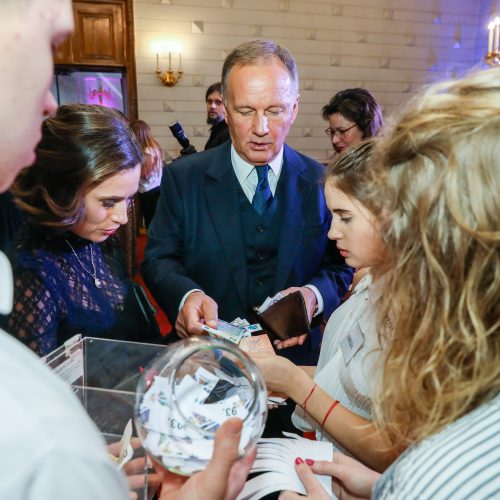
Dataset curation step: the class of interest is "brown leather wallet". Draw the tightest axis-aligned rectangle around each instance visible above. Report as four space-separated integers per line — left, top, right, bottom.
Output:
252 291 311 341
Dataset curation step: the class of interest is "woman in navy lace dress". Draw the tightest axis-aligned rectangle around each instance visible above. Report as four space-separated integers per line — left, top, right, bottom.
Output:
2 104 161 355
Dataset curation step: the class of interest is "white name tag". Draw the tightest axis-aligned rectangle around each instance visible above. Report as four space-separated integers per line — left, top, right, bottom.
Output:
340 323 365 365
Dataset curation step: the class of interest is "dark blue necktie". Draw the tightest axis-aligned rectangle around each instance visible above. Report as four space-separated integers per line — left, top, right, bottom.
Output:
252 165 273 215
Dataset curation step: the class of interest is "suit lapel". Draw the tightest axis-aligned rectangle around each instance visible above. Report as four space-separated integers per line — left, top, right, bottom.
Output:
205 144 248 309
274 146 311 291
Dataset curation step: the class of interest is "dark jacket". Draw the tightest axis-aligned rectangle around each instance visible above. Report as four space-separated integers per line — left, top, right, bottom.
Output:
143 141 353 363
204 120 230 150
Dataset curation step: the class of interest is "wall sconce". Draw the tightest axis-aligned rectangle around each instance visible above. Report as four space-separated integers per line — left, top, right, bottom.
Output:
155 42 183 86
486 17 500 66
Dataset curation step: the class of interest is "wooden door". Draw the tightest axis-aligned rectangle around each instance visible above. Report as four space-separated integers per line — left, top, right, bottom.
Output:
72 2 125 66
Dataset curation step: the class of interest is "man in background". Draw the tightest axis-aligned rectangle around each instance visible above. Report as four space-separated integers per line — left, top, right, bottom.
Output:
204 82 230 150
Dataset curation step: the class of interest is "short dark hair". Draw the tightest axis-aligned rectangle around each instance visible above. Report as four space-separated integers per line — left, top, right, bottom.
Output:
322 88 383 139
206 82 223 101
13 104 143 231
221 39 298 98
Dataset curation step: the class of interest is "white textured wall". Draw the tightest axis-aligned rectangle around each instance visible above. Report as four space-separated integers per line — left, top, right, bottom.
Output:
133 0 494 164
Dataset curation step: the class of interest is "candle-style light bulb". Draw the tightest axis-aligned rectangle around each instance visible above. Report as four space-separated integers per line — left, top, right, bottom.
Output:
488 21 495 54
494 17 500 54
168 51 172 70
156 52 160 72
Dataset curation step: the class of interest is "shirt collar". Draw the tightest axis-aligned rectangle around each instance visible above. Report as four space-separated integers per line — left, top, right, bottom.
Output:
368 272 384 304
0 252 13 315
230 144 283 180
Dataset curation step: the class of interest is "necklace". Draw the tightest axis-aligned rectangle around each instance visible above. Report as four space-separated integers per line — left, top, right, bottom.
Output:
66 239 102 288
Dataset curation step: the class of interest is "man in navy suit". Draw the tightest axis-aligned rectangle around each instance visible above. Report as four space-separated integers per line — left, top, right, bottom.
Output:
143 40 352 365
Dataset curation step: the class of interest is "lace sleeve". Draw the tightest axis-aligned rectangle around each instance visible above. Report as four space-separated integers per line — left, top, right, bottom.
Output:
5 267 60 356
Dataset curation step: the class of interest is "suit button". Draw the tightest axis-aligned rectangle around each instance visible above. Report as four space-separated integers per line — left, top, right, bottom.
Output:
256 253 264 261
256 280 263 286
257 225 265 233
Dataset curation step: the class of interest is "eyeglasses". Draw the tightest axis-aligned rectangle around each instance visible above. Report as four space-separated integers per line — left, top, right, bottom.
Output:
324 123 357 139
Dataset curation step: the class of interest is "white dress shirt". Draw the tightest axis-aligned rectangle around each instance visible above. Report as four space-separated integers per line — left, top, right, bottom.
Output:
292 273 380 451
230 144 283 201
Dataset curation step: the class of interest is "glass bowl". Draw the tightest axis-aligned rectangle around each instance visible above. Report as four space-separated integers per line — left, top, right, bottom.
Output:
134 336 268 475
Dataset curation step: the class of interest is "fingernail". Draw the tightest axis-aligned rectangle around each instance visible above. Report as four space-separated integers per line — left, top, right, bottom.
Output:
305 459 314 466
295 457 304 465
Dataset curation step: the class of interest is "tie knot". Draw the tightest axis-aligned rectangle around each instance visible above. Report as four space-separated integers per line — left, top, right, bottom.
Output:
255 165 270 182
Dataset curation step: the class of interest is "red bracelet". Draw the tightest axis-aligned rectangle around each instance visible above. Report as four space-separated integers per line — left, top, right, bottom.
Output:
301 383 317 413
321 399 340 429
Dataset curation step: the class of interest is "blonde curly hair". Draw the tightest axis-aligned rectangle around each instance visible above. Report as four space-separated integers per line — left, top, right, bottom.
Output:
366 68 500 449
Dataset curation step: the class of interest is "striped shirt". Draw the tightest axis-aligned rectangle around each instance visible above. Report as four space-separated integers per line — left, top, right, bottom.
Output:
374 393 500 499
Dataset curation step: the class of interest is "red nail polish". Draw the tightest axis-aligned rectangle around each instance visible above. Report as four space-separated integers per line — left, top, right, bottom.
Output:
295 457 304 465
305 459 314 466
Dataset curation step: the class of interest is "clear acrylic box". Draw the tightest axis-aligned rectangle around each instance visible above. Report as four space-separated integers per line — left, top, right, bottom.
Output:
43 335 167 499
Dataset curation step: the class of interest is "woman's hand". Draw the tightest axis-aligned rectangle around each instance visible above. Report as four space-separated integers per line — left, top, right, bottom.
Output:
251 352 300 395
279 453 380 500
156 418 255 500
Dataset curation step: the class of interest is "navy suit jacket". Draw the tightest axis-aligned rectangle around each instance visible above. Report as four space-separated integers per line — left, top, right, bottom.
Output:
143 142 353 360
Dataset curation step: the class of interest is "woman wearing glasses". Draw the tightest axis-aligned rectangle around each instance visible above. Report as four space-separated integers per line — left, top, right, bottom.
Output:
323 88 383 156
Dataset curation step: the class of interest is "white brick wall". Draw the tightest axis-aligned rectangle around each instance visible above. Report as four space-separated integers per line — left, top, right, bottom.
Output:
133 0 496 163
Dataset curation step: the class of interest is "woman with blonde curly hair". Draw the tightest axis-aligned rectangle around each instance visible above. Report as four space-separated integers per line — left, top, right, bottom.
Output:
283 68 500 499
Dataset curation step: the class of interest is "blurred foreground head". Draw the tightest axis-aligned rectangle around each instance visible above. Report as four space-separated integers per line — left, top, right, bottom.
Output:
0 0 73 192
367 68 500 448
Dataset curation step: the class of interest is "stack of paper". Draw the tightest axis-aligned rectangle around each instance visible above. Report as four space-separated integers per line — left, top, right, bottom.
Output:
237 433 333 500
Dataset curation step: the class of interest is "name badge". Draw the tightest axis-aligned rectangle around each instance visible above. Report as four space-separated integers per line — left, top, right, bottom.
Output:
340 323 365 365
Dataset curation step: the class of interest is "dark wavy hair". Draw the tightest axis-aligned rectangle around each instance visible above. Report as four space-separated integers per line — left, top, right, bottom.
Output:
13 104 143 231
322 88 383 139
205 82 223 101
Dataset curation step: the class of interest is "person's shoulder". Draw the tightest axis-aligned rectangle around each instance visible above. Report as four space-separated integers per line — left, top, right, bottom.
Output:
374 395 500 499
167 142 230 177
8 224 63 269
0 329 105 447
7 223 45 264
284 144 325 176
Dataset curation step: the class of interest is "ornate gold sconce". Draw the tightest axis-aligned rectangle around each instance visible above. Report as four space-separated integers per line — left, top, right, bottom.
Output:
155 44 183 87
